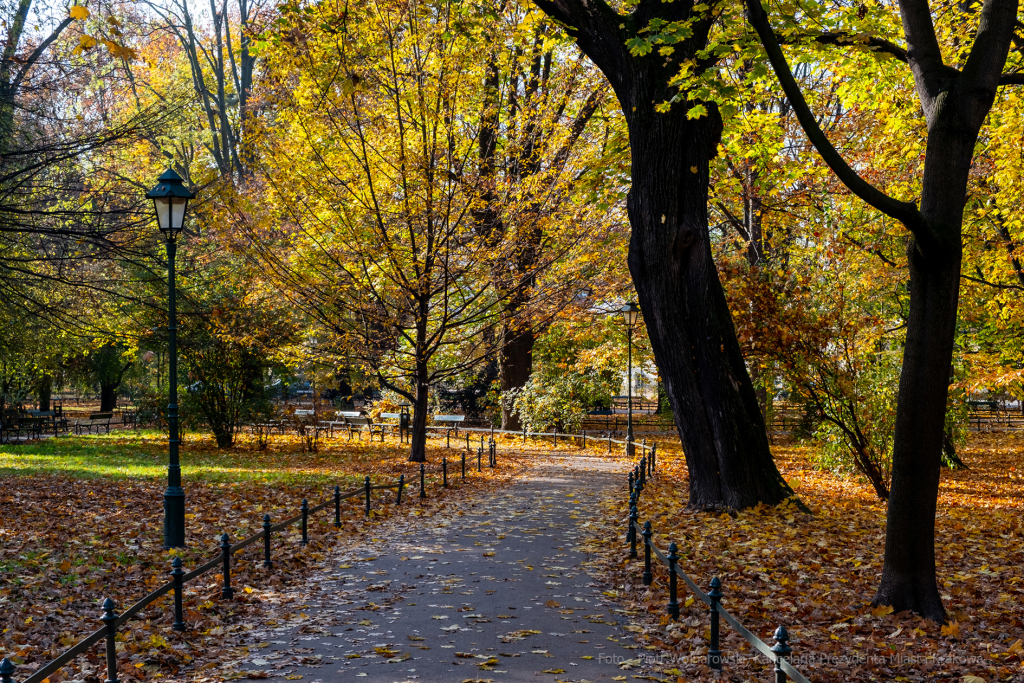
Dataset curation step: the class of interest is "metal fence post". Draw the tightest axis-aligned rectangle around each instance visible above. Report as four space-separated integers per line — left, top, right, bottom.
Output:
582 429 586 449
171 557 185 631
446 430 451 449
477 446 482 472
262 514 272 569
489 439 495 467
461 452 466 479
639 456 646 488
101 598 119 683
708 577 723 670
642 521 653 585
443 457 448 487
220 533 234 600
467 432 470 451
365 476 371 516
628 470 634 496
334 486 341 528
772 625 792 683
0 657 15 683
552 428 557 447
523 425 527 444
628 503 638 559
651 443 657 472
667 542 679 620
608 435 612 454
396 474 404 505
419 463 426 498
300 499 309 546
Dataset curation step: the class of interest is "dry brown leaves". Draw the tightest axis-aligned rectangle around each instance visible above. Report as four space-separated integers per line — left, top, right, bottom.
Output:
0 432 526 683
580 433 1024 683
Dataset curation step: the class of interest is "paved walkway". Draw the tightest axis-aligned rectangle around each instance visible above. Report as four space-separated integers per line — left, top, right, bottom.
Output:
230 454 651 682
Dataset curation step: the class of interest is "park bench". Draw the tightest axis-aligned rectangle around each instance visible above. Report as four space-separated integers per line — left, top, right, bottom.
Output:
75 412 114 435
344 415 383 441
27 409 68 435
968 400 999 411
379 412 403 435
432 414 465 444
325 411 363 437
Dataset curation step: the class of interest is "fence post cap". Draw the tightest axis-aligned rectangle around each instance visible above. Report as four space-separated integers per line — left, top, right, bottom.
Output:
101 597 117 620
1 657 15 676
642 520 652 533
172 556 183 570
220 532 230 544
772 625 792 653
668 542 679 560
399 473 404 481
709 576 723 596
301 498 308 506
263 513 271 523
334 485 340 493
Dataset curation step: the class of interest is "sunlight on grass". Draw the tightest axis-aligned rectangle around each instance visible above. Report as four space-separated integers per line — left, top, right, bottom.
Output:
0 431 369 485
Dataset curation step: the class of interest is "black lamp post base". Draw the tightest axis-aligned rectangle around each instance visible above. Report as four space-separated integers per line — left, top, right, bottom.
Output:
163 487 186 548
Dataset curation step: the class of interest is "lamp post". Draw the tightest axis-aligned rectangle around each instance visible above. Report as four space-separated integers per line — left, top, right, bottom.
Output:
619 302 640 456
146 169 194 549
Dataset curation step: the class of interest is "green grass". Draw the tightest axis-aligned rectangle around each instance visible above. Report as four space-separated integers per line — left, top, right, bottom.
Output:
0 430 377 486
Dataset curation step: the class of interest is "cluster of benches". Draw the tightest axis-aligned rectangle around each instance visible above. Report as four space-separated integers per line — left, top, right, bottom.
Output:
249 410 467 443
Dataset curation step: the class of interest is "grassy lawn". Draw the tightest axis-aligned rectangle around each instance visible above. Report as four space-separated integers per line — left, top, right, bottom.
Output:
0 429 392 486
0 430 523 681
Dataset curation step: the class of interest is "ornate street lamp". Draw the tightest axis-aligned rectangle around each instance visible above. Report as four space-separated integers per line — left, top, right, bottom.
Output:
147 169 194 549
619 302 641 456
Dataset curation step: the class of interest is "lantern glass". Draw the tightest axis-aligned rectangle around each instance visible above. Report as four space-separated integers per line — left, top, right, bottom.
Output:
152 196 189 234
620 302 640 326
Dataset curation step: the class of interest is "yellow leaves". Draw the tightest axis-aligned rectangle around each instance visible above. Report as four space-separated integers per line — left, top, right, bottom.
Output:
73 35 97 55
870 604 894 618
940 620 961 638
545 600 560 608
69 5 90 19
482 551 495 557
541 669 566 674
961 677 985 683
1008 639 1023 655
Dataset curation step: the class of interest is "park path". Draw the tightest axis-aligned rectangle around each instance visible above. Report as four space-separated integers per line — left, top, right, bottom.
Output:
222 452 655 683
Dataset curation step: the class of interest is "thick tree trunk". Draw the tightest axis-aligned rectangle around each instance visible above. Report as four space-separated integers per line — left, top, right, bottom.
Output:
36 375 51 412
874 245 959 621
873 127 969 622
408 380 429 463
99 382 119 413
626 104 794 510
530 0 795 511
499 326 534 431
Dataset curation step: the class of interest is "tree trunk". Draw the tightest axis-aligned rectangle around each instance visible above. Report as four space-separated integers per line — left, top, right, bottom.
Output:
873 244 960 621
99 362 132 413
626 104 794 510
408 379 429 463
499 326 534 431
36 374 51 412
100 382 119 412
531 0 795 510
873 126 968 622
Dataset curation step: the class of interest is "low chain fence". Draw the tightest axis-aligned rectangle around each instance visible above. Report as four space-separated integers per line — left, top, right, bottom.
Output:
623 453 811 683
0 446 504 683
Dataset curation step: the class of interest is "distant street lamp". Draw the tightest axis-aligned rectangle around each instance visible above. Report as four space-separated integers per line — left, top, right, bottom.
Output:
147 169 194 549
619 302 641 456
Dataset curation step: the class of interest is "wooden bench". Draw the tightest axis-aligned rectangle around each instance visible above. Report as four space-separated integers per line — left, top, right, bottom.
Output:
325 411 364 438
75 412 114 435
433 414 465 446
345 415 383 442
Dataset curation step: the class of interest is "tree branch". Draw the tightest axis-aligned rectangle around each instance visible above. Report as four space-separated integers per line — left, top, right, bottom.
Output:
744 0 936 251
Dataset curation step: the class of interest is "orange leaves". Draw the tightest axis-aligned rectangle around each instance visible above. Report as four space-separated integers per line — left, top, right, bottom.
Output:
579 436 1024 681
69 5 90 19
